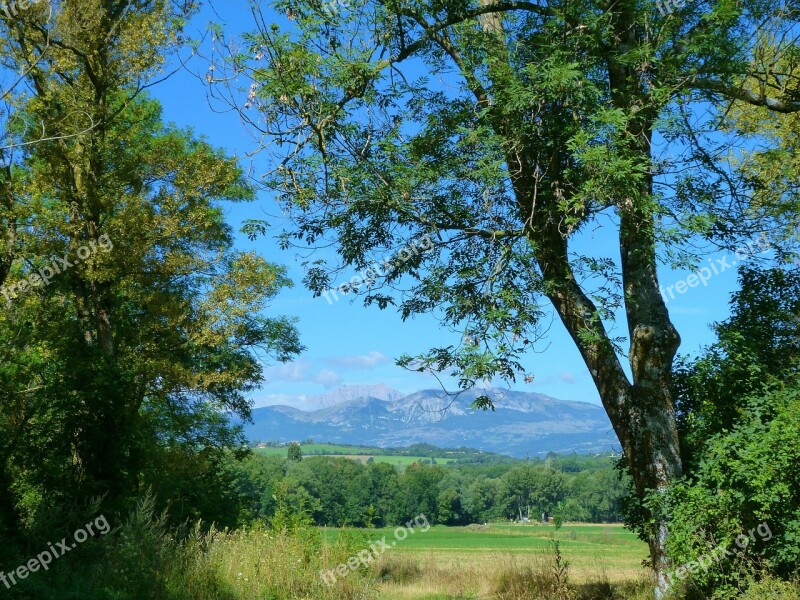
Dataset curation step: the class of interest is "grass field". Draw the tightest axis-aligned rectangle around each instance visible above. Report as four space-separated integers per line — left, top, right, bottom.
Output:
322 523 652 599
254 444 457 465
254 443 375 456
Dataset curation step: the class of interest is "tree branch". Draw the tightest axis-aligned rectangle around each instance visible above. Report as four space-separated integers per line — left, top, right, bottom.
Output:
693 78 800 113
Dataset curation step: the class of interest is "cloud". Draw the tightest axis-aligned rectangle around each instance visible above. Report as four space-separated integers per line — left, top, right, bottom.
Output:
558 371 577 384
323 351 390 370
263 359 314 383
313 369 343 388
528 371 579 386
263 360 342 388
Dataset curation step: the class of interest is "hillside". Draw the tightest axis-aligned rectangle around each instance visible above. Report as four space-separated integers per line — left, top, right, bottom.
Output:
243 387 618 457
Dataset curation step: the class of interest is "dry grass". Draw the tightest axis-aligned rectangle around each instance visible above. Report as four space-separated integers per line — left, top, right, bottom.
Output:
373 542 655 600
11 503 789 600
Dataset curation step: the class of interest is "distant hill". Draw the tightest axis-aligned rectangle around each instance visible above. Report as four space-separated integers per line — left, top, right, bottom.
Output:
243 387 618 458
253 384 404 412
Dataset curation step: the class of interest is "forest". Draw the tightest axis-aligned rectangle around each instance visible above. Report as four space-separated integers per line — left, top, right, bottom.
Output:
233 451 628 527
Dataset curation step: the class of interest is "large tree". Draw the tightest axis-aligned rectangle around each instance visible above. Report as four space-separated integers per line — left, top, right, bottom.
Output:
0 0 302 538
216 0 800 594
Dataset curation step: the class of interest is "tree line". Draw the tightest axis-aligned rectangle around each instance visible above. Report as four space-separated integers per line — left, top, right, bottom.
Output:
232 453 629 527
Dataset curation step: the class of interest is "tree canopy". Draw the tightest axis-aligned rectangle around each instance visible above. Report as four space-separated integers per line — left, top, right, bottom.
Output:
215 0 800 593
0 0 302 541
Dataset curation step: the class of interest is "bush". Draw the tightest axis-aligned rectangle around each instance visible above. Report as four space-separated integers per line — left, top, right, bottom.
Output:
493 541 575 600
375 555 423 584
733 575 800 600
663 385 800 598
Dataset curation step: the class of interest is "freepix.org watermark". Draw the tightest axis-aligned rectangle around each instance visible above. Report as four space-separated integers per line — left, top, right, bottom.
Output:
0 0 47 19
321 234 434 305
320 513 430 586
1 234 113 306
660 233 770 304
666 521 773 586
0 515 111 590
655 0 685 16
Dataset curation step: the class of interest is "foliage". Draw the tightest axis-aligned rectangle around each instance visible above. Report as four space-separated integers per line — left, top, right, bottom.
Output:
216 0 800 588
2 493 375 600
0 0 302 546
227 451 627 528
733 575 800 600
501 465 567 521
673 267 800 469
287 441 304 462
664 385 800 598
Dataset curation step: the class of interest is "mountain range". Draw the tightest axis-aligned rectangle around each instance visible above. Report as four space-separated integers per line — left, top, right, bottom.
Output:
243 386 619 458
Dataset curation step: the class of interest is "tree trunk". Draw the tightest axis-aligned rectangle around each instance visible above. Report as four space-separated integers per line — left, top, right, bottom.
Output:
477 1 683 595
531 219 682 597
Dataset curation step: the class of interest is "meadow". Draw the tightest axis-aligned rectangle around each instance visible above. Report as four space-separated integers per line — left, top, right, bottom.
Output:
320 523 652 599
254 444 459 466
9 499 797 600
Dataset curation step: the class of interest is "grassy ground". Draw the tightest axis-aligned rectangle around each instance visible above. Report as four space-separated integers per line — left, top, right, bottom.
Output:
254 445 456 466
254 444 375 455
10 500 793 600
322 523 652 599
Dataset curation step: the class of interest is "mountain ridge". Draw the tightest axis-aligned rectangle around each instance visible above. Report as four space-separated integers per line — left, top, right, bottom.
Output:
243 386 617 457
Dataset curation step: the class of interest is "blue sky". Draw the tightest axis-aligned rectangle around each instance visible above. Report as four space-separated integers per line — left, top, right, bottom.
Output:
148 1 753 408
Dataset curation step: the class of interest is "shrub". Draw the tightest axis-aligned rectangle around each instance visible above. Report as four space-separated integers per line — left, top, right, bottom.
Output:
663 385 800 598
5 493 376 600
375 555 423 583
733 575 800 600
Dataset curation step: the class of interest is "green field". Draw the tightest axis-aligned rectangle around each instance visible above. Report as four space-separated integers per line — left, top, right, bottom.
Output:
320 523 651 599
254 443 371 455
254 444 458 465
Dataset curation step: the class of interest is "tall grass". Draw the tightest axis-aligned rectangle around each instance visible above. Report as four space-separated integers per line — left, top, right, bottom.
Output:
3 500 795 600
6 495 377 600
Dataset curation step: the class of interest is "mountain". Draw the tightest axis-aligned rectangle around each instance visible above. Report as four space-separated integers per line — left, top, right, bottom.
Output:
243 387 618 458
253 384 404 412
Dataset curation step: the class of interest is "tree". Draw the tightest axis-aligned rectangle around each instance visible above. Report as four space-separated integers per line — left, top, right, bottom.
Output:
365 461 400 526
500 465 536 521
501 465 566 520
0 0 302 537
674 267 800 469
394 463 445 523
437 471 467 525
288 442 304 462
219 0 800 594
464 475 504 523
661 266 800 594
666 384 800 596
563 469 627 523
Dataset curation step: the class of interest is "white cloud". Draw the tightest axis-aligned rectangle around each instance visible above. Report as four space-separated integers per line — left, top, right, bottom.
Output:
263 359 314 383
313 369 343 388
263 359 342 388
323 351 390 370
559 371 577 384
